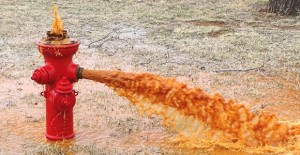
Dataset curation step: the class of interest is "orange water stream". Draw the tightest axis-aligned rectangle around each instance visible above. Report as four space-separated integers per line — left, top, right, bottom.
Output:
81 69 300 154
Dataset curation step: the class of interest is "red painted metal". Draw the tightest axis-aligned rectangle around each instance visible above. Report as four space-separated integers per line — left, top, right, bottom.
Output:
31 41 80 140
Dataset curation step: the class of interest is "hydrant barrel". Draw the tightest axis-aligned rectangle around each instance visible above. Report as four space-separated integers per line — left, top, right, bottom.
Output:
46 77 76 140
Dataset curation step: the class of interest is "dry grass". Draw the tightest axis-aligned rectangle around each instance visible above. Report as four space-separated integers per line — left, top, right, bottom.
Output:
0 0 300 154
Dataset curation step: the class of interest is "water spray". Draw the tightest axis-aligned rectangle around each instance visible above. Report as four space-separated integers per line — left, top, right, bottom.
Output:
76 69 300 146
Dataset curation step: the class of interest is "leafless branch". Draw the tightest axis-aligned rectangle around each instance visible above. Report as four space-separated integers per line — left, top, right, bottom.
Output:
159 60 215 66
213 63 265 73
88 32 113 48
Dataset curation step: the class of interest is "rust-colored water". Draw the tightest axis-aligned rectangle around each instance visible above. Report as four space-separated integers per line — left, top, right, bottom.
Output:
81 69 300 154
51 5 64 35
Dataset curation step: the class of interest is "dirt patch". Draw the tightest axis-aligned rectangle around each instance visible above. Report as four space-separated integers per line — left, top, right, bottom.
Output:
187 20 229 27
186 20 233 37
207 28 233 37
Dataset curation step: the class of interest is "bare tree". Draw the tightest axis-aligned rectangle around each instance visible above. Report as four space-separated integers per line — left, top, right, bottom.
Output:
268 0 300 15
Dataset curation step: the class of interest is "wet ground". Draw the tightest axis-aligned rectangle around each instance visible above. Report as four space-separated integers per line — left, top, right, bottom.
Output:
0 0 300 154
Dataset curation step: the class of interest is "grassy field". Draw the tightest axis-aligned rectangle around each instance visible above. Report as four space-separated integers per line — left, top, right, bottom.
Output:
0 0 300 154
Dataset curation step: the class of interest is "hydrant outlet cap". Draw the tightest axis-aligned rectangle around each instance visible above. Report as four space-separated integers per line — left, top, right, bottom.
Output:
31 70 42 83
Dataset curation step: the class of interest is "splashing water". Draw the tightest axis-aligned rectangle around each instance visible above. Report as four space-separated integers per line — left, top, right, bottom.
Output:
51 5 64 35
81 69 300 153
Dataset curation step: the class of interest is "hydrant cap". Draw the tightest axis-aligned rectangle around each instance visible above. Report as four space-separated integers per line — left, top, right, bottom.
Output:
31 70 41 83
56 77 73 93
31 68 49 84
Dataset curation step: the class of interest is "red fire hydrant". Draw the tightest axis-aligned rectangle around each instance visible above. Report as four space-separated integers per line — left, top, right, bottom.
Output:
31 34 82 140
